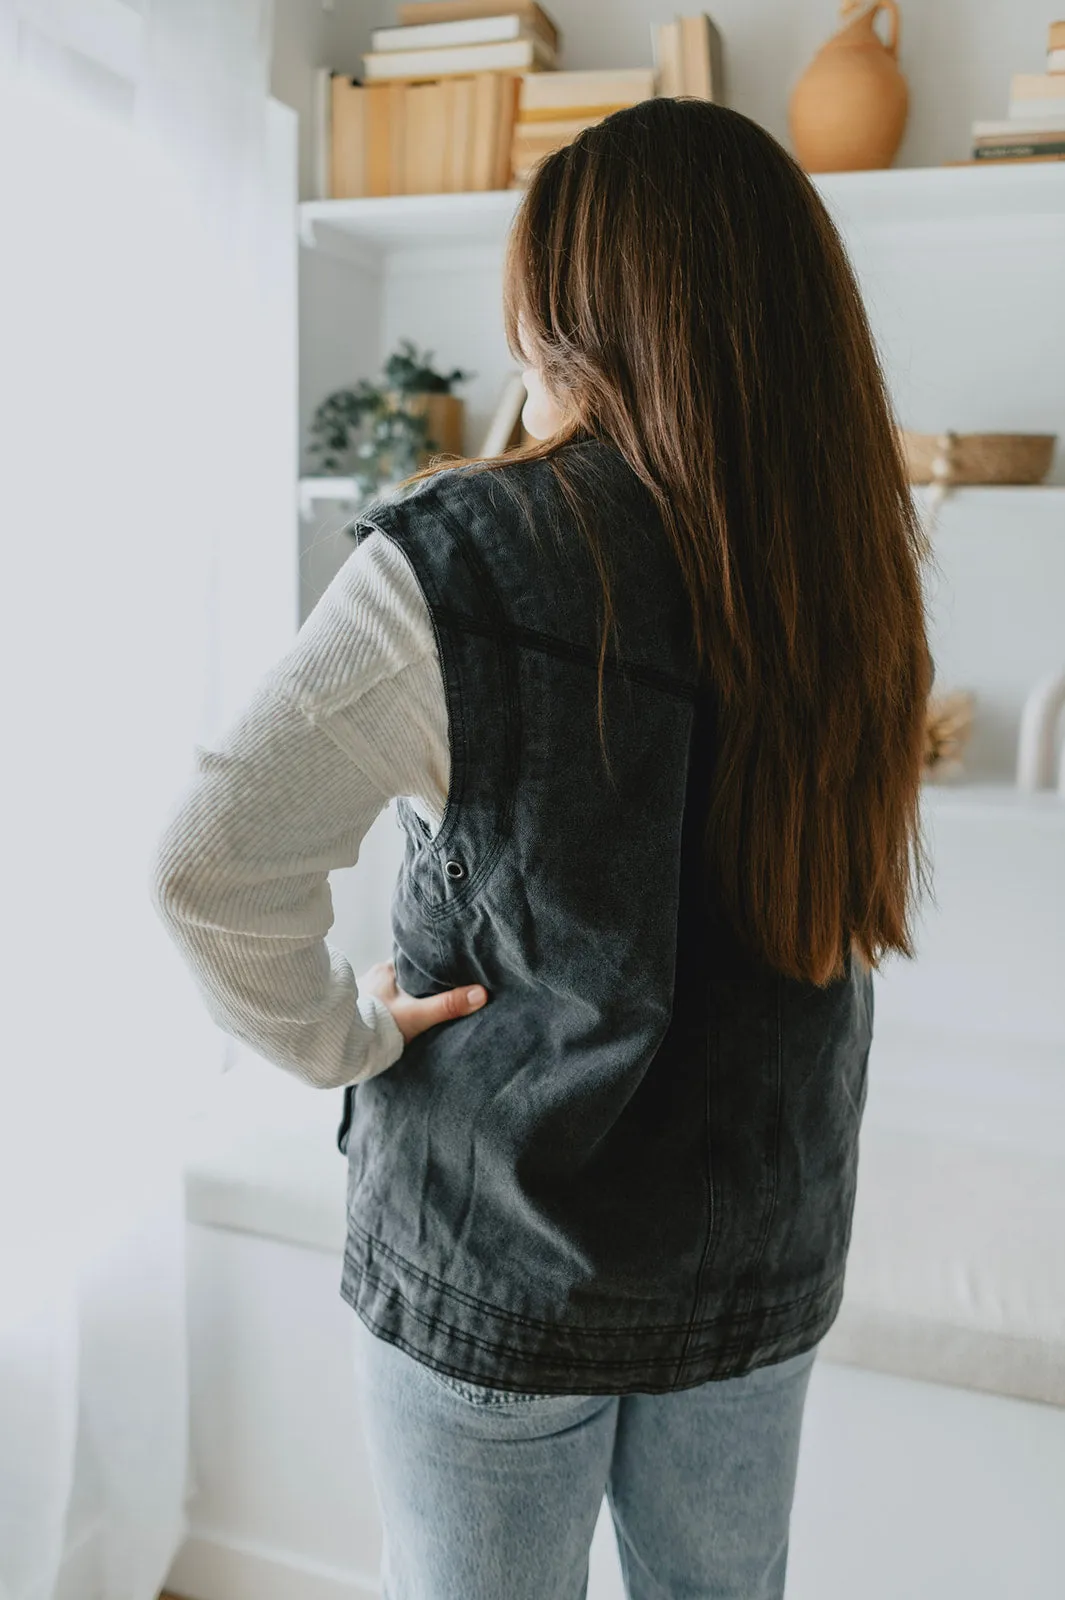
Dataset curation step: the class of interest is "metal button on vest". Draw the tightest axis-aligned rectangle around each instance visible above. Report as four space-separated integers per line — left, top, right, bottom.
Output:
444 858 465 880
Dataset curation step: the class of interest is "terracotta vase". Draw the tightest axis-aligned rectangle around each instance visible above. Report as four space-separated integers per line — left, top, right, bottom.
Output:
789 1 908 173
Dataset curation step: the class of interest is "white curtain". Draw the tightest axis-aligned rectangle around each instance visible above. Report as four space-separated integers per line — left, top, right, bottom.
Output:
0 3 290 1597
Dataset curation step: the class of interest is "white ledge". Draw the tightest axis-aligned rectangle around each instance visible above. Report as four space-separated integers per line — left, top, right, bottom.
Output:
298 163 1065 262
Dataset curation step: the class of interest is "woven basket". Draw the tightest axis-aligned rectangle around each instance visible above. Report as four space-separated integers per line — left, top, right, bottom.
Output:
901 430 1057 486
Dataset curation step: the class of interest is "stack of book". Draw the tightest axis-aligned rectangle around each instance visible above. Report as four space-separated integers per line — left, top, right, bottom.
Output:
318 6 728 200
322 0 560 198
511 69 657 184
510 14 725 186
653 14 725 100
970 19 1065 162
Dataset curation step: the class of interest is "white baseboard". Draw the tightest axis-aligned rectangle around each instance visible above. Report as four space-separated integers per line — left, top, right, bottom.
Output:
166 1528 378 1600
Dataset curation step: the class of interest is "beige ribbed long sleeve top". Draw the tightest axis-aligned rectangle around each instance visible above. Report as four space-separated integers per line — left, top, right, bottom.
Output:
150 529 449 1089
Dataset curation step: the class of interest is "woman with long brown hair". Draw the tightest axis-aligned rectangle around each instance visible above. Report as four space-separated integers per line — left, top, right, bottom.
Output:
152 97 932 1598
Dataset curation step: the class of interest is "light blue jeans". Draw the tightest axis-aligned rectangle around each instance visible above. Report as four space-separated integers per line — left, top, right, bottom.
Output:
351 1313 817 1600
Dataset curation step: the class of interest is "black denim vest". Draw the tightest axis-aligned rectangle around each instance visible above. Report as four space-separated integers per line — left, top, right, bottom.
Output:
336 437 873 1394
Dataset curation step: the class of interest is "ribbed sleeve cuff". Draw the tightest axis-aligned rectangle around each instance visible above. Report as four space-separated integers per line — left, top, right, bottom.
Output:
353 992 406 1082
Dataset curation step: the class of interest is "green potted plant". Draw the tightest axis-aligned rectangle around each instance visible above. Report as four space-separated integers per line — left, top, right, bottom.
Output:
307 339 471 504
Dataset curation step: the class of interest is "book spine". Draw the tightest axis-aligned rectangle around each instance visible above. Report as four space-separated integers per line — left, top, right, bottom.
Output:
1010 72 1065 98
441 76 459 192
404 81 431 193
424 80 448 193
366 83 392 195
973 140 1065 158
373 17 526 52
389 82 408 194
470 71 499 190
363 36 546 82
494 73 521 188
679 15 713 100
971 117 1065 136
953 152 1065 165
654 20 684 97
397 1 560 54
1008 101 1065 120
331 76 368 199
519 69 656 113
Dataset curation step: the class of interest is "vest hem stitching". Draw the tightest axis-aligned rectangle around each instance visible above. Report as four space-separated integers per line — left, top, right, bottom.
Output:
341 1219 836 1339
342 1261 840 1376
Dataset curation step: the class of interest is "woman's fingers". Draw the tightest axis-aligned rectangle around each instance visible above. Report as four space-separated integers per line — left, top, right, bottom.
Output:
358 961 488 1044
399 983 487 1042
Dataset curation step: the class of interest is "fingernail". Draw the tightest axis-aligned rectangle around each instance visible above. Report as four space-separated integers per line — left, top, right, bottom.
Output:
466 986 487 1007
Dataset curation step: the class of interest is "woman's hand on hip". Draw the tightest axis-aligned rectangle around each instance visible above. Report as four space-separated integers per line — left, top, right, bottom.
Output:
359 960 488 1044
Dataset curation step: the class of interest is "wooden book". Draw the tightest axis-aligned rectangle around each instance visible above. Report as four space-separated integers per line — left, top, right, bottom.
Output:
654 20 684 98
363 35 553 82
366 82 392 195
1010 72 1065 99
457 76 480 191
513 112 606 142
519 68 655 116
398 0 561 55
374 15 551 52
972 142 1065 158
494 74 521 188
470 71 499 190
441 76 466 192
404 81 431 193
388 81 408 195
946 153 1065 165
423 80 448 192
679 13 725 102
331 75 368 198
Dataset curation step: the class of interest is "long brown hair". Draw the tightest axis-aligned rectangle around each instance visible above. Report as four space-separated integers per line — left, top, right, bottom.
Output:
417 97 933 987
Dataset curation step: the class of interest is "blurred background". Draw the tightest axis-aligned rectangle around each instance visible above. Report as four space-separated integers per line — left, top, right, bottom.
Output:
0 3 1062 1599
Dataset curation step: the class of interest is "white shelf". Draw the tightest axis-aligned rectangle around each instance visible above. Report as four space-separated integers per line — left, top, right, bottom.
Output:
299 188 521 266
298 476 365 516
298 162 1065 262
912 484 1064 505
814 160 1065 228
920 780 1065 821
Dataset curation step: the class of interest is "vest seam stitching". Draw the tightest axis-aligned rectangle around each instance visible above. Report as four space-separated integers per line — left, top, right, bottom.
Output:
350 1295 837 1384
431 603 699 702
738 978 785 1328
342 1219 834 1337
672 1020 718 1382
361 513 520 912
343 1255 840 1361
